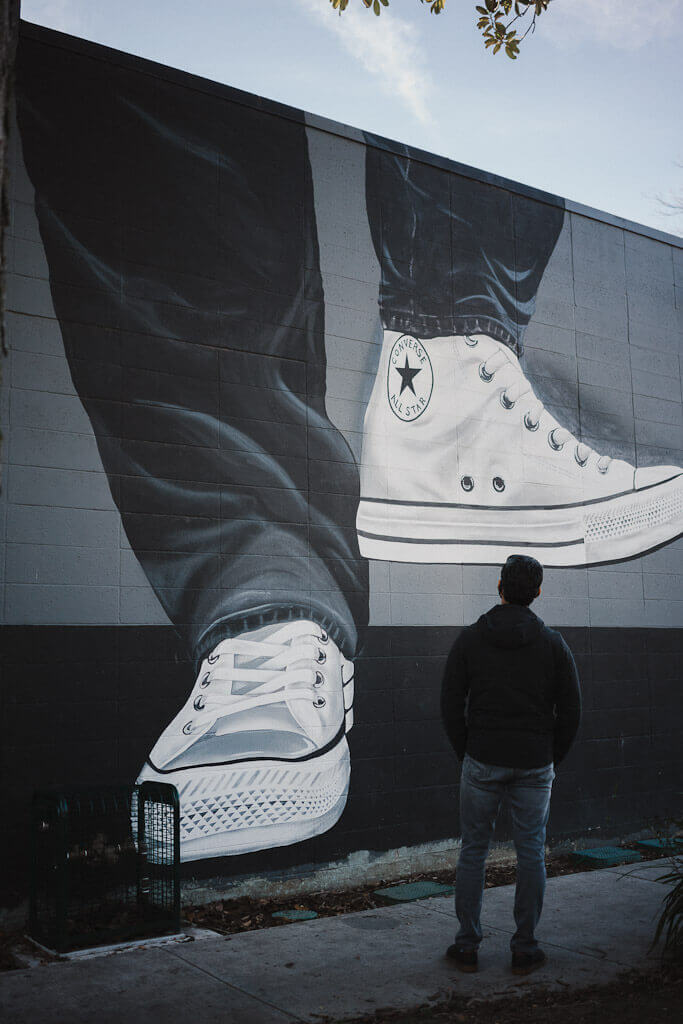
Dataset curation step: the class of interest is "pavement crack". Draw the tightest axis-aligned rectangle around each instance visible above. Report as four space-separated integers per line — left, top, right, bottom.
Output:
165 946 306 1022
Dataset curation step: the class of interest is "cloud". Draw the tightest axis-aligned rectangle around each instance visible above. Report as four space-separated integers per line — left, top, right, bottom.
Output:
542 0 683 51
298 0 437 128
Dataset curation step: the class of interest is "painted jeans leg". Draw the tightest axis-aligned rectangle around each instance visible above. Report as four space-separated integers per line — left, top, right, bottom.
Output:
508 763 555 954
16 40 369 660
455 755 504 950
364 137 565 353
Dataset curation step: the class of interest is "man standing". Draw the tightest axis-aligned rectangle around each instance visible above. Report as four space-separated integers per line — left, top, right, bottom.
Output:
441 555 581 975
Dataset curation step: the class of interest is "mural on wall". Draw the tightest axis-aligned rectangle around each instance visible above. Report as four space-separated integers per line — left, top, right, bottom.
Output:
357 152 683 567
14 35 683 865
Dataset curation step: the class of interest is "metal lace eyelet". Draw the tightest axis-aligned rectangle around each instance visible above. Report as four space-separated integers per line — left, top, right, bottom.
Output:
460 475 474 492
316 649 326 665
598 462 610 475
182 722 194 736
193 695 206 711
207 652 220 665
524 412 539 432
548 428 565 451
500 390 515 410
478 362 494 383
314 671 324 688
318 628 329 644
313 695 326 709
464 335 478 347
574 446 589 467
492 477 505 492
200 673 211 688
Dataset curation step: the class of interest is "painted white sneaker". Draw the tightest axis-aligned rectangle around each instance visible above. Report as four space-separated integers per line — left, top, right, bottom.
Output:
136 620 354 861
357 331 682 566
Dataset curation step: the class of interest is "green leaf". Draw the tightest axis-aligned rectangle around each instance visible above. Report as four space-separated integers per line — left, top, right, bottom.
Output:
374 0 381 14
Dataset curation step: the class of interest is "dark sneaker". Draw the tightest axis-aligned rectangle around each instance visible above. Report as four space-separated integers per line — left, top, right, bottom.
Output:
511 949 547 975
446 944 478 972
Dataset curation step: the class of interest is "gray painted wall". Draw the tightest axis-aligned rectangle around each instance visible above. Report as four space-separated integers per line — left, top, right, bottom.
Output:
2 108 682 631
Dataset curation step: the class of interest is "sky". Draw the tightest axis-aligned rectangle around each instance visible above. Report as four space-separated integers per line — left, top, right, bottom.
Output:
20 0 683 236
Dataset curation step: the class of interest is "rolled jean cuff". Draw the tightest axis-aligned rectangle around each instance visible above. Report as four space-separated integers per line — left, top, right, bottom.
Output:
194 602 357 669
382 312 520 357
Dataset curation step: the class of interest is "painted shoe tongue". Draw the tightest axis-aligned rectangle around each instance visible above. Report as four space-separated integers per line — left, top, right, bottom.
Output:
213 702 303 739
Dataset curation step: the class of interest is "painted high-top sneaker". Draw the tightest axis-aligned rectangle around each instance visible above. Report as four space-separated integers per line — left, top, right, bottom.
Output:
356 331 682 566
136 620 354 861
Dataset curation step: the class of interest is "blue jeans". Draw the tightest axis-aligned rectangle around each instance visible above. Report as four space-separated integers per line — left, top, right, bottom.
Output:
455 753 555 954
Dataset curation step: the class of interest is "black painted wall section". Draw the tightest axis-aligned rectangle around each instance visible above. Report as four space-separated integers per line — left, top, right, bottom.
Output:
1 624 681 903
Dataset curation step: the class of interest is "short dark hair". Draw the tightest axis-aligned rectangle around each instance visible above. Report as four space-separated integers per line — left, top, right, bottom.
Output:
499 554 543 606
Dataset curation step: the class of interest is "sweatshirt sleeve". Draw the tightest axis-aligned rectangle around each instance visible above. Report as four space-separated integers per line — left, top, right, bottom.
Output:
552 634 582 765
440 632 469 761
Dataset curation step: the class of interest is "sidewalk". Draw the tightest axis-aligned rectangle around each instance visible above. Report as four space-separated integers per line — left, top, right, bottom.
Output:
0 858 674 1023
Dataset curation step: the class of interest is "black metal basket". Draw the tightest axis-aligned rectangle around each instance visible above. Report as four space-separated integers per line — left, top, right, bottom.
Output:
29 782 180 953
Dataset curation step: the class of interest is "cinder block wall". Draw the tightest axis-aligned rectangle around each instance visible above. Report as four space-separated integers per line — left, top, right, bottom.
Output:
0 22 681 905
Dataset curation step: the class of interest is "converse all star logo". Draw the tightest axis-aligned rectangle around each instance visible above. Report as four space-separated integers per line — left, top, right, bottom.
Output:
386 334 434 422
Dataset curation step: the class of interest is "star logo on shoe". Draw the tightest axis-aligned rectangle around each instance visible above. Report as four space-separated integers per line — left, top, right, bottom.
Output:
396 356 421 396
386 334 433 422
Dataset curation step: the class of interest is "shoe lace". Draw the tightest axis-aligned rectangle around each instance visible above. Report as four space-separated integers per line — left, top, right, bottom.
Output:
181 621 330 738
479 347 612 474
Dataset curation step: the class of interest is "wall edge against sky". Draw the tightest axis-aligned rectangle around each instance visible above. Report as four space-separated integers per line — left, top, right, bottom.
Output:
18 18 683 251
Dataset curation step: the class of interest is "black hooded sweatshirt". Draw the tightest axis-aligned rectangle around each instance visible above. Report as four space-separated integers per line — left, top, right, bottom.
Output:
440 604 581 768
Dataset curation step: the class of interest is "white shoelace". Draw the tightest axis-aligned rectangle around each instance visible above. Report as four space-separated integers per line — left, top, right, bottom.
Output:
182 622 330 738
480 348 612 473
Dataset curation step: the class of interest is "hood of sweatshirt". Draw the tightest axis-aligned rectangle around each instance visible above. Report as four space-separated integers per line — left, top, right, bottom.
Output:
477 603 544 649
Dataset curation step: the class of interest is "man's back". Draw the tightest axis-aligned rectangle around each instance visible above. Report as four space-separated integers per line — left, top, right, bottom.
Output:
441 603 581 769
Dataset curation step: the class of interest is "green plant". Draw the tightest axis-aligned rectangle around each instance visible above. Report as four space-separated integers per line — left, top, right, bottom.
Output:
328 1 553 60
650 820 683 960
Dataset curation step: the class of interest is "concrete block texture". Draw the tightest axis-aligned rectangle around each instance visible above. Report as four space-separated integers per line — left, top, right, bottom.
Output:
0 385 8 428
7 251 58 309
574 302 629 343
633 394 682 426
575 331 627 365
628 314 682 353
9 426 108 472
5 543 119 586
571 213 624 263
4 583 119 624
7 465 115 511
6 310 65 356
10 349 77 395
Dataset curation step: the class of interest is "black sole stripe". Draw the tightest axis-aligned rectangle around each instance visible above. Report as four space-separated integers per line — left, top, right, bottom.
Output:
357 531 583 548
359 472 682 513
147 724 347 775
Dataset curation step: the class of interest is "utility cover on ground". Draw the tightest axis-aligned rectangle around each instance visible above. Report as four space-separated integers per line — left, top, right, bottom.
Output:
570 847 642 867
374 881 455 903
272 909 318 921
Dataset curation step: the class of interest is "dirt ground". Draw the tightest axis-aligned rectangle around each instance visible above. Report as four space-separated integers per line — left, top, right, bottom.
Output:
339 961 683 1024
181 842 665 937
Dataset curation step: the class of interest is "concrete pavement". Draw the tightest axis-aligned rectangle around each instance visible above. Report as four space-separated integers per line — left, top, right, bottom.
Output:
0 858 675 1023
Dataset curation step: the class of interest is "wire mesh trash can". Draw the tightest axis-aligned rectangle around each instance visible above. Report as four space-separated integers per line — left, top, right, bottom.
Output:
29 782 180 953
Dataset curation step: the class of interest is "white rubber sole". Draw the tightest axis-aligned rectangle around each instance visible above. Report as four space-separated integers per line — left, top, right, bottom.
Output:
137 736 351 861
357 474 683 567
